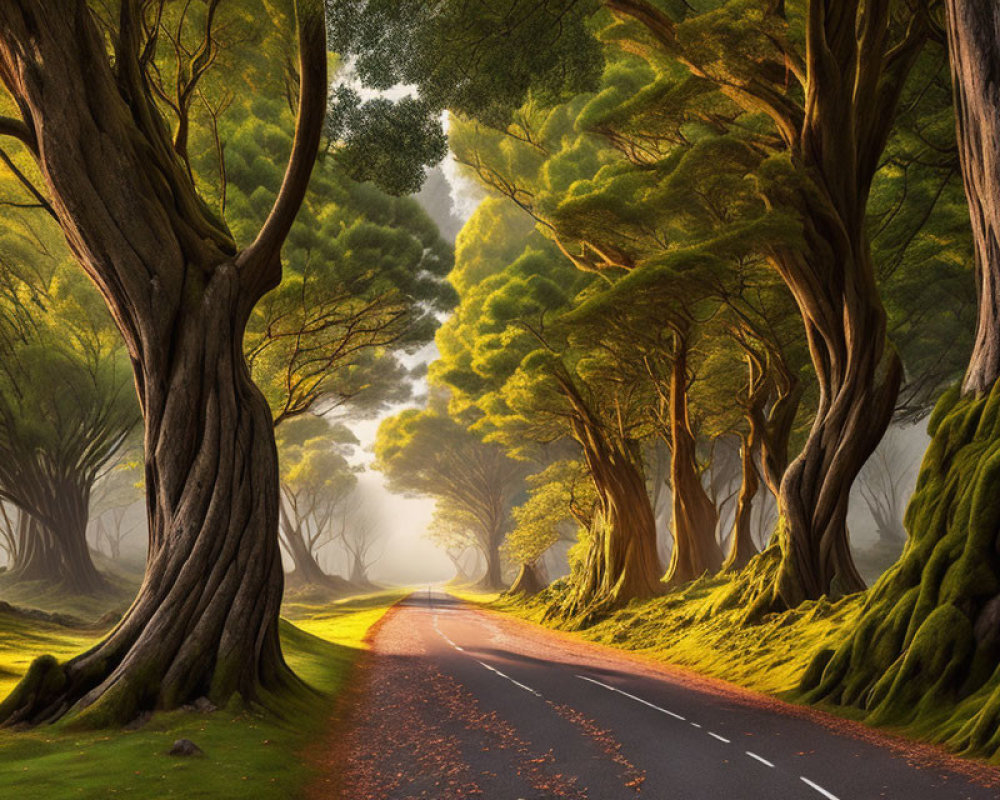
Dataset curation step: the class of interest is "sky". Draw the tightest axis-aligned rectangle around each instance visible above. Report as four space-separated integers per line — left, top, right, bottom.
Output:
344 157 482 586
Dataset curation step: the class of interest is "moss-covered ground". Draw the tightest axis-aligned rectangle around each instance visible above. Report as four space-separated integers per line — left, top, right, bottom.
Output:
0 589 404 799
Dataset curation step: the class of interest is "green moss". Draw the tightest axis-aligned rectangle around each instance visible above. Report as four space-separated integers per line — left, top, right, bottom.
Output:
795 381 1000 759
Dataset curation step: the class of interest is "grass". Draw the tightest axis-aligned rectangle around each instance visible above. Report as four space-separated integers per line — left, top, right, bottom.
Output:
474 575 864 698
0 589 405 799
0 568 140 624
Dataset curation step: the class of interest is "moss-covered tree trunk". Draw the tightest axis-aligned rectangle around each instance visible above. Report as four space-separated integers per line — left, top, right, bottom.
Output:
0 0 326 726
557 376 663 620
665 337 722 585
800 5 1000 753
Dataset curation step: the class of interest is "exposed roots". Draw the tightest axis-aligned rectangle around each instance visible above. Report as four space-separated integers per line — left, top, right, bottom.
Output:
800 385 1000 756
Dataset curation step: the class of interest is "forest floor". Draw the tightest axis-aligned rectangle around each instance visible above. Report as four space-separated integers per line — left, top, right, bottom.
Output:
455 571 1000 769
0 586 405 799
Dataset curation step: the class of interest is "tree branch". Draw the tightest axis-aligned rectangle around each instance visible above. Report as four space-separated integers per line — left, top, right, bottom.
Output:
237 0 327 301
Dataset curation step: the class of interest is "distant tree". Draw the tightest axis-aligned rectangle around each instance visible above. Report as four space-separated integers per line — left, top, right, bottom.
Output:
375 402 525 590
276 415 358 591
336 502 384 587
503 460 595 596
0 272 139 594
88 456 144 562
857 430 914 547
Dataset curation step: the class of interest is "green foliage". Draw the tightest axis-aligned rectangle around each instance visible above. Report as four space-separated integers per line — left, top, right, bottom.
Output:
215 98 455 424
327 0 603 193
503 461 595 567
276 415 358 504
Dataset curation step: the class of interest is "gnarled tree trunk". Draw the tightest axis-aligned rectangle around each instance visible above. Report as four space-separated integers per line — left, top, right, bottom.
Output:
2 275 294 725
770 196 899 605
0 0 326 726
800 5 1000 756
665 336 723 585
557 376 662 620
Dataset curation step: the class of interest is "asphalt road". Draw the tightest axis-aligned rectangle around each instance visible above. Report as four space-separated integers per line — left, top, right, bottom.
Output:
333 590 999 799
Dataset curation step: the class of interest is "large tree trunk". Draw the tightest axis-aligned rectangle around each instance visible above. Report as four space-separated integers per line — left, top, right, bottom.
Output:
770 200 900 606
801 5 1000 756
479 526 505 590
7 480 106 595
665 337 723 585
557 377 663 620
1 280 298 726
0 0 326 726
723 431 760 573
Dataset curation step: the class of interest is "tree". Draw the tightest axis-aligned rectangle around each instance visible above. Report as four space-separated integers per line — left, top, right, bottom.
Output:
331 0 937 607
375 401 524 590
276 414 358 591
503 460 596 596
336 502 384 587
801 5 1000 754
857 429 913 548
0 274 139 594
0 0 328 725
433 229 664 616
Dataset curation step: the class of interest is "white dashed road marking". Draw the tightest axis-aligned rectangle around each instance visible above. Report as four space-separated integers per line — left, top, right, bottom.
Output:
435 603 847 800
746 751 775 768
576 673 843 799
477 660 542 697
801 776 840 800
577 675 687 721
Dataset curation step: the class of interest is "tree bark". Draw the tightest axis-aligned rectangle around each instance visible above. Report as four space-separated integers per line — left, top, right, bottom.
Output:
800 5 1000 754
953 4 1000 395
723 430 761 573
7 479 106 595
556 376 663 620
508 561 547 596
0 0 326 725
665 337 723 585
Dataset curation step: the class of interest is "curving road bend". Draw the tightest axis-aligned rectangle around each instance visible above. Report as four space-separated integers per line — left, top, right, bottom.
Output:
329 590 999 799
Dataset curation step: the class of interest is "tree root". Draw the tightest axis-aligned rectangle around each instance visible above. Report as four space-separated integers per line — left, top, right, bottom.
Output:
799 385 1000 756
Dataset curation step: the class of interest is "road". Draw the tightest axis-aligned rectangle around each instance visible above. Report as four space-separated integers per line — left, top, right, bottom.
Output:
326 590 999 799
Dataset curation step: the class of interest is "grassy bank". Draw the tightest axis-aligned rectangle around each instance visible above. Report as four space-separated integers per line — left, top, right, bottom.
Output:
0 589 404 799
467 577 864 698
